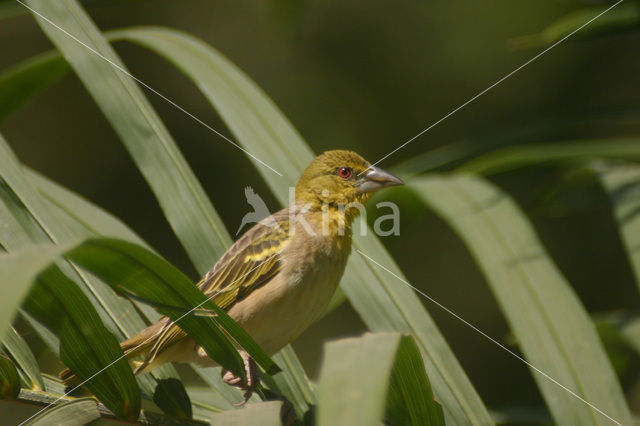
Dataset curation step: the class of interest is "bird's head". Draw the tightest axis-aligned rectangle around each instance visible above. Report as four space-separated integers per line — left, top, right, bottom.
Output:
295 150 403 208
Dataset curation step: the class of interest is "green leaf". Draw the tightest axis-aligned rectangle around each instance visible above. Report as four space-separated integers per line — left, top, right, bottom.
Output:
0 51 68 121
209 401 283 426
410 174 633 426
0 241 59 341
27 398 100 425
19 311 59 360
7 245 141 420
264 345 316 418
26 0 232 275
187 386 231 417
620 317 640 356
0 133 183 403
386 335 444 426
592 313 639 379
596 162 640 294
0 354 21 399
347 235 488 425
510 3 640 50
56 300 138 421
457 138 640 175
153 378 192 419
23 374 158 425
317 332 443 426
1 327 45 391
42 374 66 393
111 26 490 425
11 387 128 425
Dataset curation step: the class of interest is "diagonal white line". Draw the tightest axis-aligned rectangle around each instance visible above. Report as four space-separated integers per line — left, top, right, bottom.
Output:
18 252 280 425
15 0 283 177
368 0 625 169
356 249 622 426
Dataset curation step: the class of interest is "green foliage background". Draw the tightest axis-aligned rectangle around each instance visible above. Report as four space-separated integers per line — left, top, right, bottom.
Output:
0 0 639 425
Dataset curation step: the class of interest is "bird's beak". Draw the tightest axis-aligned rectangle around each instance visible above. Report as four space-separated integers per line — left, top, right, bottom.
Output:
356 166 404 193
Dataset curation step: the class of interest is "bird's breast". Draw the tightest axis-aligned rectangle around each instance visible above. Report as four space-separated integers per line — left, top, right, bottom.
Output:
227 232 351 355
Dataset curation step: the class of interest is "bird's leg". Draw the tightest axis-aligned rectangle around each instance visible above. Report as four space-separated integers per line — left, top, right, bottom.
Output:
221 349 260 406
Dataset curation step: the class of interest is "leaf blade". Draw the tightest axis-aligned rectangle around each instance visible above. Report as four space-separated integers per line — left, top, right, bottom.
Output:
0 132 182 402
317 333 443 426
1 327 45 391
27 398 100 426
2 243 140 420
386 335 444 426
509 3 640 50
597 162 640 294
0 51 68 122
0 354 21 399
410 174 633 425
457 138 640 175
209 401 283 426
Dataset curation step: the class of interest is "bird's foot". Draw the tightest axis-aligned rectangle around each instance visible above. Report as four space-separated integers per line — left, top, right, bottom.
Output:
221 350 260 406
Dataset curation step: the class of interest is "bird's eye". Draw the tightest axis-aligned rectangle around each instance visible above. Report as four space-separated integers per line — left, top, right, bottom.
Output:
337 167 352 179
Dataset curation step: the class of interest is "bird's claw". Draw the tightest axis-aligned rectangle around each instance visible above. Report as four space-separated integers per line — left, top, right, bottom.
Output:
221 350 259 406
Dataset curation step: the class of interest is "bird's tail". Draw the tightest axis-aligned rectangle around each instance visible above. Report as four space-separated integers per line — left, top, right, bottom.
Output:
59 320 166 390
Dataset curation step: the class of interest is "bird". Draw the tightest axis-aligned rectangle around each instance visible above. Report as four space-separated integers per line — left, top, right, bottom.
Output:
235 186 277 236
60 150 403 403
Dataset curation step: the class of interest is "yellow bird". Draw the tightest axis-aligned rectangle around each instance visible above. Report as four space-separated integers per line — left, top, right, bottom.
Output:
61 150 403 401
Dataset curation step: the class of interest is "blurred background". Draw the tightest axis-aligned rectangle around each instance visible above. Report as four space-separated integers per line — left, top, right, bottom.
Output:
1 0 639 417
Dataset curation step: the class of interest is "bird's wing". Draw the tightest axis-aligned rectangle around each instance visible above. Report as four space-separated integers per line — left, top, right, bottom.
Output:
138 210 291 370
199 219 289 307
